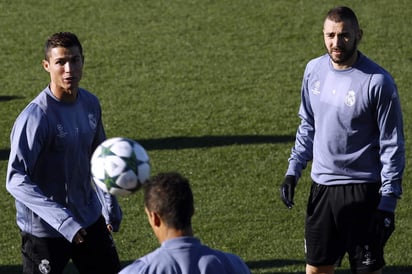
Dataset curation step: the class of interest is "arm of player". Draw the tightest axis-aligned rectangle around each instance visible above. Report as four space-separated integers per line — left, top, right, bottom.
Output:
372 74 404 247
6 105 83 242
96 185 123 232
280 68 316 208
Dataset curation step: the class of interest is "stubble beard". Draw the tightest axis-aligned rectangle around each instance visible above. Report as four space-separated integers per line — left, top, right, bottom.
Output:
328 40 358 66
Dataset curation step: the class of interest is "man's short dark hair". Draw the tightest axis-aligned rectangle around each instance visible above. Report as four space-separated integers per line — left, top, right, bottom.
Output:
144 172 194 230
325 6 360 31
44 32 83 60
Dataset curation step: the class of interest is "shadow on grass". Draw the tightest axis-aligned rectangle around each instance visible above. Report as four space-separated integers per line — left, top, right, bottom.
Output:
0 148 10 161
0 135 295 161
1 261 411 274
137 135 295 150
246 258 303 269
0 263 79 274
0 265 21 274
0 95 24 101
244 259 412 274
333 266 412 274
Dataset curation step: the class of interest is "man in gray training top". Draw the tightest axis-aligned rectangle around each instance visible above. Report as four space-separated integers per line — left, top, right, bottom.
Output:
280 6 404 274
7 32 122 274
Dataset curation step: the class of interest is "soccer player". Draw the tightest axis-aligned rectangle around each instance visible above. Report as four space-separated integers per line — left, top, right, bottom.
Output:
119 172 251 274
6 32 122 274
279 6 404 274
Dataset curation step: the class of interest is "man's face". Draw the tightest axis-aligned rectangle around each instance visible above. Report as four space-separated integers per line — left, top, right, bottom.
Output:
323 19 360 69
42 46 83 100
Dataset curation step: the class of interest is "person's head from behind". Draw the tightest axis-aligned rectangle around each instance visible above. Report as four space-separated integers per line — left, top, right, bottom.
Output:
143 172 194 241
42 32 84 99
323 6 363 69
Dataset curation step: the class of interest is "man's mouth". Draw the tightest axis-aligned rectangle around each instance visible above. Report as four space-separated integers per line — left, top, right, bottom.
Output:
64 77 74 82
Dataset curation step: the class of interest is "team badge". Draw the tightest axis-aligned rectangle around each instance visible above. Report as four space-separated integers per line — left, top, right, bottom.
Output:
38 259 51 274
56 124 68 138
89 113 97 130
345 90 356 107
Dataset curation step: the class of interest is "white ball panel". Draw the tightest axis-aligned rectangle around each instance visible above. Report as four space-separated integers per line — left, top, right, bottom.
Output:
104 155 127 177
109 140 134 157
137 163 151 183
91 157 107 179
116 169 139 190
132 143 149 162
101 137 122 147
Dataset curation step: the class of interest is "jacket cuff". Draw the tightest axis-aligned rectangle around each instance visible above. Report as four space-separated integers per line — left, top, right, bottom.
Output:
377 195 398 213
58 217 83 242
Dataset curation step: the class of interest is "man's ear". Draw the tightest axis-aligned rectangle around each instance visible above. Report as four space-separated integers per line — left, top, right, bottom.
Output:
145 208 161 227
42 60 50 72
152 212 161 227
356 29 363 45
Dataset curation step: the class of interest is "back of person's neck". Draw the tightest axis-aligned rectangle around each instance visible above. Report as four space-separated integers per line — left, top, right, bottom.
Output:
159 227 193 243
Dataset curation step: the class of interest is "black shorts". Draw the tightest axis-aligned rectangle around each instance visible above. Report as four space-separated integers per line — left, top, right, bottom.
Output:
21 216 121 274
305 182 386 273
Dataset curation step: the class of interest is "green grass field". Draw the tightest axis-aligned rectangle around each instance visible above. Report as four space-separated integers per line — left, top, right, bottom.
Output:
0 0 411 273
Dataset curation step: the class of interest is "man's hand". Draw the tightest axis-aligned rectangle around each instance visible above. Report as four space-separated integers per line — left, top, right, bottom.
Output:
369 209 395 247
280 175 297 209
73 228 87 244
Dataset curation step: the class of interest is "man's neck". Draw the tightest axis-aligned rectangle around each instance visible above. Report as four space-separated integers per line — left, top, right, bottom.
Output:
50 85 78 103
158 227 193 243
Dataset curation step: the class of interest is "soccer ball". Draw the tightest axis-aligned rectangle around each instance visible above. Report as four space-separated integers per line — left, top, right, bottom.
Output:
91 137 151 196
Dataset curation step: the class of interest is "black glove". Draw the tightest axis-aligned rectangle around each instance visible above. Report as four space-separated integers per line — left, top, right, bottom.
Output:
369 209 395 247
280 175 296 209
